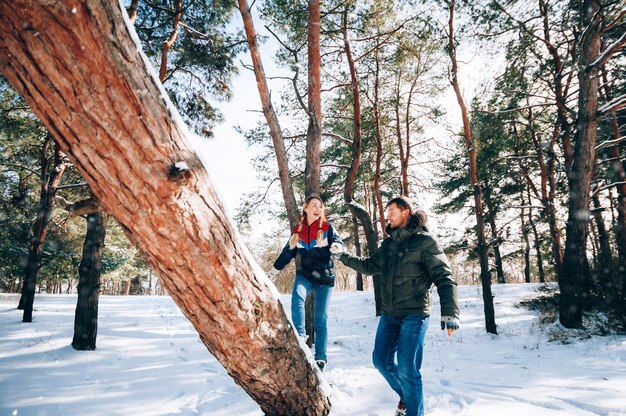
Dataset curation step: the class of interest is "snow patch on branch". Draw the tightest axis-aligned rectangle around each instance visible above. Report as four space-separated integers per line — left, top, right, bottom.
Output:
598 93 626 114
347 200 367 212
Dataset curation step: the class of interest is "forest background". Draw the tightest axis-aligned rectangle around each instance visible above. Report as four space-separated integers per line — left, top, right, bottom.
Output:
0 0 624 332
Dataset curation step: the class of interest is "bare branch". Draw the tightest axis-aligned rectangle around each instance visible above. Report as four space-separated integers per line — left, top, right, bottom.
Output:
321 163 350 169
0 162 39 176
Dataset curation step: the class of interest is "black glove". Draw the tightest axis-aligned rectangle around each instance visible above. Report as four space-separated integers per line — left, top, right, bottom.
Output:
440 316 459 335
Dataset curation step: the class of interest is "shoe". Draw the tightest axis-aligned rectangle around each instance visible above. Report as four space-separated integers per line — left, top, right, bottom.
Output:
316 360 326 371
394 400 406 416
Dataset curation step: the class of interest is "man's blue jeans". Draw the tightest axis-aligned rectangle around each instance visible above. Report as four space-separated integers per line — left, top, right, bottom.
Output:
291 274 333 362
373 314 430 416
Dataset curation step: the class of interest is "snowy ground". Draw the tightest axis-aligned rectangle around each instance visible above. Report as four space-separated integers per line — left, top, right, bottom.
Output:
1 283 625 416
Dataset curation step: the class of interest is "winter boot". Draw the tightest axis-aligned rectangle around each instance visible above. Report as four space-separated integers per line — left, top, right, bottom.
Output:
394 400 406 416
316 360 326 371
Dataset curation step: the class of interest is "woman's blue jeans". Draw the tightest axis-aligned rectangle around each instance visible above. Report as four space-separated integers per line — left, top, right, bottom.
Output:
291 274 333 362
373 314 430 416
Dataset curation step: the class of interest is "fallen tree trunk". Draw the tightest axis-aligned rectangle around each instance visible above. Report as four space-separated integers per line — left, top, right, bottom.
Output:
0 1 330 414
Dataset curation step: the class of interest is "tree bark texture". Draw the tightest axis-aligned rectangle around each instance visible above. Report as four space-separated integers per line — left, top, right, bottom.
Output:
238 0 299 227
559 0 602 329
448 0 497 334
19 137 68 322
72 211 107 351
527 107 563 279
305 0 322 197
0 2 330 414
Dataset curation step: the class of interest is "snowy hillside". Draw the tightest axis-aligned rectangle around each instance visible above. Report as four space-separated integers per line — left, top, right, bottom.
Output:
1 284 625 416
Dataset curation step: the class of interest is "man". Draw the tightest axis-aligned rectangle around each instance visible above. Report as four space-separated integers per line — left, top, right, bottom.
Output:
330 196 460 416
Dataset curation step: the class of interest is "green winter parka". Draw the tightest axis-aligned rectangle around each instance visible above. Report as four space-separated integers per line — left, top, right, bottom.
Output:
339 214 459 318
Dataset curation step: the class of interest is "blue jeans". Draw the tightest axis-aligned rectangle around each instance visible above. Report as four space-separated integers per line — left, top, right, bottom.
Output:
291 274 333 362
373 314 430 416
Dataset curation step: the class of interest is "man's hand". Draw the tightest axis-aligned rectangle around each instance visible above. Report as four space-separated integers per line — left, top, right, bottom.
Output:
440 316 459 336
329 242 344 255
266 267 280 279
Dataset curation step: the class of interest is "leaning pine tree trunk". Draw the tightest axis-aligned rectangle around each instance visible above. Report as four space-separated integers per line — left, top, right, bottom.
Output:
0 2 330 414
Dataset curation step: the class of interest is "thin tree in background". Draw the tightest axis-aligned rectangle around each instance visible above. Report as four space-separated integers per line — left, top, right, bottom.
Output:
340 3 380 308
237 0 299 227
18 136 69 322
341 5 379 253
446 0 497 334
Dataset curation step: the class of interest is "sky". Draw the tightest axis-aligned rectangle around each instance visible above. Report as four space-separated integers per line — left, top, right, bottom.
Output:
1 283 625 416
193 5 500 236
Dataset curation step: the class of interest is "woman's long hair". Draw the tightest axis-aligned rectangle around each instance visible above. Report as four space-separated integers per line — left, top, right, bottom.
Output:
288 195 326 249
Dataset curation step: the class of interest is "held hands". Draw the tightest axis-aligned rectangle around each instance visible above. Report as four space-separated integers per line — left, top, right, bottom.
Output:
266 267 280 279
440 316 459 337
329 242 345 255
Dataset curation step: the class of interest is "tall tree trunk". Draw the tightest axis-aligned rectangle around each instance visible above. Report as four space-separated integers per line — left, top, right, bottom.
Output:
402 76 418 197
342 6 379 312
559 0 601 329
526 106 564 279
19 138 68 322
341 8 377 253
303 0 323 348
521 191 531 283
394 75 409 197
305 0 322 197
485 207 505 284
448 0 497 334
600 69 626 275
55 194 106 350
0 2 330 414
237 0 299 227
73 211 107 351
527 188 545 283
591 189 615 308
352 214 363 291
373 45 386 239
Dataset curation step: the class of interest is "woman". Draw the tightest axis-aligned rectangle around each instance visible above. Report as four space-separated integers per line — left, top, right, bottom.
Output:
268 195 343 370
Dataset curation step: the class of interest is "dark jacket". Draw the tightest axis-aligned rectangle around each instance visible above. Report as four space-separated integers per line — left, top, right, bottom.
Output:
273 219 342 286
339 214 459 317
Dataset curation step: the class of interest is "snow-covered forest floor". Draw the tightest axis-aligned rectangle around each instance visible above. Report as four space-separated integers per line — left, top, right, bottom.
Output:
1 283 625 416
